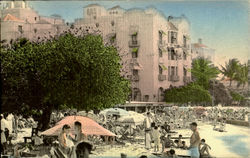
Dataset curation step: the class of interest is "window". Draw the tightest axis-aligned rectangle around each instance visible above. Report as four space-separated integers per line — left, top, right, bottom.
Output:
131 33 137 44
144 95 149 102
34 17 37 21
171 49 175 60
183 67 187 76
168 66 170 79
93 16 96 19
159 31 163 44
183 35 187 47
34 28 37 33
133 69 138 76
159 65 163 75
183 52 187 60
168 49 171 60
176 66 178 76
18 25 23 33
110 34 116 43
96 23 99 28
171 66 175 76
159 48 163 57
132 48 138 58
170 31 177 44
111 21 114 26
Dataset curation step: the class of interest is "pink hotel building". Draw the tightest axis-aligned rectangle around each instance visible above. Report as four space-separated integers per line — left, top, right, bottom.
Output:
1 2 192 103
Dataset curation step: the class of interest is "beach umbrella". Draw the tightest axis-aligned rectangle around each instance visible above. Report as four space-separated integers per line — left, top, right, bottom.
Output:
99 108 130 117
194 106 206 115
117 114 145 126
41 116 115 137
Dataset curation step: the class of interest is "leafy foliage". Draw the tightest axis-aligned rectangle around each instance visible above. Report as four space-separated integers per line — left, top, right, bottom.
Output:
1 33 130 129
220 58 240 86
230 91 245 102
165 83 212 104
191 57 220 90
234 63 248 89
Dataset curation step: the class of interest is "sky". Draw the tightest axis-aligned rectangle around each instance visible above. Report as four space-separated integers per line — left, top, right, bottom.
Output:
7 0 250 66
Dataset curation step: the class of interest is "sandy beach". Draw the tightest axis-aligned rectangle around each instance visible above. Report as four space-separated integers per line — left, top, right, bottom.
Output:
90 123 250 158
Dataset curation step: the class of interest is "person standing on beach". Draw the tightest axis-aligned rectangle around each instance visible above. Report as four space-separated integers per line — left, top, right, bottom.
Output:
144 112 152 150
188 122 201 158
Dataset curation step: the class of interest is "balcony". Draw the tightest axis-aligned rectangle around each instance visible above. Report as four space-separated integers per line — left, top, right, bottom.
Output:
183 76 191 83
129 40 140 47
131 75 140 81
158 58 164 64
158 74 166 81
170 75 180 82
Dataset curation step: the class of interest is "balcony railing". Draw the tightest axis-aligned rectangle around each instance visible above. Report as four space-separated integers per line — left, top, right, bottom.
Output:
129 40 140 47
170 75 180 82
158 74 166 81
183 76 191 83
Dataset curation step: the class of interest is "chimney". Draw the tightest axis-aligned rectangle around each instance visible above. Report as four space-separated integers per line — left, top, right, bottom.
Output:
198 38 202 44
21 1 25 8
10 1 14 8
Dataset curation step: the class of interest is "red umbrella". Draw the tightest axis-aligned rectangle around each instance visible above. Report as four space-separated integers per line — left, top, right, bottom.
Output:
194 106 206 115
41 116 115 137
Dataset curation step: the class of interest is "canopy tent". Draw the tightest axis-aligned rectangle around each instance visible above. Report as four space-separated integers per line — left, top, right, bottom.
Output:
41 116 115 137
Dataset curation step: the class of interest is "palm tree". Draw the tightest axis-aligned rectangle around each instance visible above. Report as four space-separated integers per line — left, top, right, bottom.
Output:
191 57 220 90
235 63 248 89
220 58 240 86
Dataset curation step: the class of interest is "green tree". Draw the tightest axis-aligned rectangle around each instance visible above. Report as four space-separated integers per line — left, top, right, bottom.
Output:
165 83 212 105
191 57 220 90
230 91 245 105
1 33 130 130
235 63 248 89
220 58 240 86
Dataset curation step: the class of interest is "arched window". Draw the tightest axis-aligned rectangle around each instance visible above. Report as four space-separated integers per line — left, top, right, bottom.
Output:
133 88 141 101
158 87 165 102
159 65 163 74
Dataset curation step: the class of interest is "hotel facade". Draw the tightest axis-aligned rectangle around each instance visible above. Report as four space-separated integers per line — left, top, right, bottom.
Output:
1 2 192 103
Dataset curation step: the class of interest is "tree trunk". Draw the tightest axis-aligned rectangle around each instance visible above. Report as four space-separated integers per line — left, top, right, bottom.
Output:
38 105 53 131
229 80 232 87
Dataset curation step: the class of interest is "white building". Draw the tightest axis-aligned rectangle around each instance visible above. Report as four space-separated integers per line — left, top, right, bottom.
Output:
0 0 67 44
191 38 215 62
75 4 192 102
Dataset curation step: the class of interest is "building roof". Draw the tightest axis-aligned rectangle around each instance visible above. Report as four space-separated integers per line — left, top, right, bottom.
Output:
36 19 50 24
109 5 122 10
192 43 208 48
84 4 101 8
3 14 24 22
167 22 178 31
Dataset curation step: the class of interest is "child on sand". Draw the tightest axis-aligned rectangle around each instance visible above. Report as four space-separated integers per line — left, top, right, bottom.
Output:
181 141 188 149
199 139 211 157
152 126 160 152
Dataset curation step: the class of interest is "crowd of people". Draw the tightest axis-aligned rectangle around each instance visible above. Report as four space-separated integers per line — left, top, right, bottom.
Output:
0 106 249 158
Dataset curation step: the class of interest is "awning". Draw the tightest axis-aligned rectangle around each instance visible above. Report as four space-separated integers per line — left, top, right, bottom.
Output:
160 64 167 70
